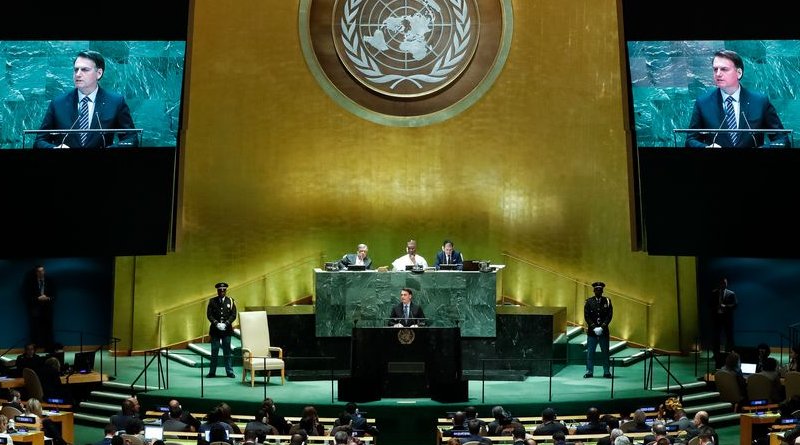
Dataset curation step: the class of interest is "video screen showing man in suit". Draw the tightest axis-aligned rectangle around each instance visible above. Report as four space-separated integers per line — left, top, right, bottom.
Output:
685 49 789 148
34 50 138 149
388 288 426 327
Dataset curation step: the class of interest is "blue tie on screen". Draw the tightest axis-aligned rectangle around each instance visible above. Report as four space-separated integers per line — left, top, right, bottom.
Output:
724 96 738 146
78 96 90 146
404 305 409 319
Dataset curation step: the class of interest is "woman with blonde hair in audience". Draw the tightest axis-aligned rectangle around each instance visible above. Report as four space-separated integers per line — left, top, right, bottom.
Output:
0 414 14 445
26 398 44 419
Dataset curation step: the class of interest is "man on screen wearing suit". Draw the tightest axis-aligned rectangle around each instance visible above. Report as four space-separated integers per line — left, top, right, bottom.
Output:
337 243 373 270
388 288 426 327
434 239 464 270
685 49 789 149
34 50 138 149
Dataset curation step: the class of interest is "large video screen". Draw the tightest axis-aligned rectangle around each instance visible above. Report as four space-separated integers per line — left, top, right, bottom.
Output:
620 2 800 258
0 1 190 257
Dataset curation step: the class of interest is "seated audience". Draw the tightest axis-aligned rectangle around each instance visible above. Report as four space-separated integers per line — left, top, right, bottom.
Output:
0 414 14 445
160 399 200 431
244 407 278 441
93 424 117 445
262 398 291 435
533 407 568 436
575 407 609 435
620 409 650 433
110 397 140 432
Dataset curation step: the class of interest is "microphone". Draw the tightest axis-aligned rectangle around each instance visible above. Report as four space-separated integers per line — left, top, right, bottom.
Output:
710 118 727 147
95 112 106 149
740 111 759 148
58 114 83 148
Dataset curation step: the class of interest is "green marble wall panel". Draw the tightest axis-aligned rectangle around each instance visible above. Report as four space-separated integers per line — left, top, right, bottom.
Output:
0 40 186 148
626 40 800 147
314 270 496 337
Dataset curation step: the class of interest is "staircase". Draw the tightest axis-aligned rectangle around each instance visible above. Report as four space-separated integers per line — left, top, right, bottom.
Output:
564 325 649 368
160 330 243 369
652 376 741 428
74 380 159 427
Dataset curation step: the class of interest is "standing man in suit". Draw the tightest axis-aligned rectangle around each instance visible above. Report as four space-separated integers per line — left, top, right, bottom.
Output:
584 282 613 378
337 243 372 270
712 277 737 356
206 282 237 378
685 49 789 148
34 50 138 149
388 288 426 327
25 265 57 352
434 239 464 270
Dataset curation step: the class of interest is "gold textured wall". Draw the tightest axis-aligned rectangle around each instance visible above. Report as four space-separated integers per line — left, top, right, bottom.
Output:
113 0 698 353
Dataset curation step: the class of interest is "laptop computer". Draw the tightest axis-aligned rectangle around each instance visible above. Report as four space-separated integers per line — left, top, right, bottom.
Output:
73 350 97 374
741 362 757 375
346 264 366 271
144 425 164 442
461 260 480 271
438 263 459 270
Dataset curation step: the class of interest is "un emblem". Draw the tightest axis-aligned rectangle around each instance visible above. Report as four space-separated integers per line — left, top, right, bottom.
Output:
300 0 512 126
334 0 479 98
397 328 416 345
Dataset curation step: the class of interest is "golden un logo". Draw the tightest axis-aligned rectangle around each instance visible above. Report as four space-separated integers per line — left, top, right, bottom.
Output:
397 328 416 345
299 0 512 126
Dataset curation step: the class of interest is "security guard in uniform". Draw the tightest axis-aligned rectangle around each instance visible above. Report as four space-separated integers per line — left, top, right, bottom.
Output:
584 281 613 378
206 282 238 378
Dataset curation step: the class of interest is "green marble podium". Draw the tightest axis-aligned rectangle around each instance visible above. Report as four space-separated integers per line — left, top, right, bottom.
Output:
314 269 497 337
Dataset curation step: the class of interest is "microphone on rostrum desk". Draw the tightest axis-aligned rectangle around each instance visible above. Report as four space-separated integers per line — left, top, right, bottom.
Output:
95 112 106 148
740 111 760 148
710 118 727 147
58 114 83 148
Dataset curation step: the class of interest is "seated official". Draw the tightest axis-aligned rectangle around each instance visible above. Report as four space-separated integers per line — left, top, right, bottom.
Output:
338 243 372 270
15 343 45 376
391 239 428 271
434 239 464 270
388 288 426 327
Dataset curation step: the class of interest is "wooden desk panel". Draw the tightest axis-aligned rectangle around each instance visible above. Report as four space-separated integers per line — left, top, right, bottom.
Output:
0 371 107 389
10 431 44 445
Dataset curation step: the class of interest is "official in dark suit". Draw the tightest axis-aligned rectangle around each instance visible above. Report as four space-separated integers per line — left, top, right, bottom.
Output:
712 277 737 355
388 288 426 327
206 282 237 378
434 239 464 270
685 50 789 149
25 265 57 351
34 50 138 149
338 243 373 270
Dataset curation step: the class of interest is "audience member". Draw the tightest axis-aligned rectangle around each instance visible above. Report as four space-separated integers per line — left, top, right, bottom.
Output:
110 397 140 432
25 398 44 420
463 419 493 445
162 405 191 432
620 409 650 433
511 423 527 445
288 406 324 436
0 414 14 445
262 398 291 435
533 408 568 436
756 356 786 403
160 399 200 431
487 406 517 435
442 412 468 437
244 407 278 441
216 402 242 434
39 357 67 402
15 343 44 376
465 406 488 434
575 407 609 435
720 351 747 395
781 345 800 377
93 424 117 445
3 390 24 412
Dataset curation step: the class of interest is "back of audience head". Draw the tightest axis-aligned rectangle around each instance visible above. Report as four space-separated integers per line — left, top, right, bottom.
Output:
125 418 144 435
452 411 465 427
601 413 619 430
465 406 479 419
632 409 647 424
344 402 358 415
651 422 667 437
209 423 228 443
615 436 631 445
542 407 556 422
724 351 740 369
694 410 709 426
333 430 349 444
26 398 43 416
610 428 623 440
289 432 307 445
243 429 259 443
468 418 482 435
491 405 506 420
586 407 600 422
111 436 124 445
764 357 778 372
104 423 117 437
553 431 566 443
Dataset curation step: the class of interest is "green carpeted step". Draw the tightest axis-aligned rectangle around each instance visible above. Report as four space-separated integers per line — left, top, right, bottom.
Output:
89 390 131 402
652 380 708 393
709 412 741 427
74 412 111 427
684 401 733 416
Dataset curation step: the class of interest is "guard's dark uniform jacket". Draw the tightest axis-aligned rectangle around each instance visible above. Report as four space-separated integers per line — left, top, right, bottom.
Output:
584 295 613 337
207 295 237 338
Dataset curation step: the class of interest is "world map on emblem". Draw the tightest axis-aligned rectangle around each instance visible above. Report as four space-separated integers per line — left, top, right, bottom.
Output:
334 0 480 97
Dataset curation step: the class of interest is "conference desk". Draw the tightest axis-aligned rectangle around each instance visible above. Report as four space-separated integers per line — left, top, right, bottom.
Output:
10 431 44 445
0 371 107 389
741 413 781 445
314 268 498 337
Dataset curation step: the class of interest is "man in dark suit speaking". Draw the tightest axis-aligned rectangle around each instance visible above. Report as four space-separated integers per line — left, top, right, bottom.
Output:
34 50 138 149
685 49 789 149
388 288 426 327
